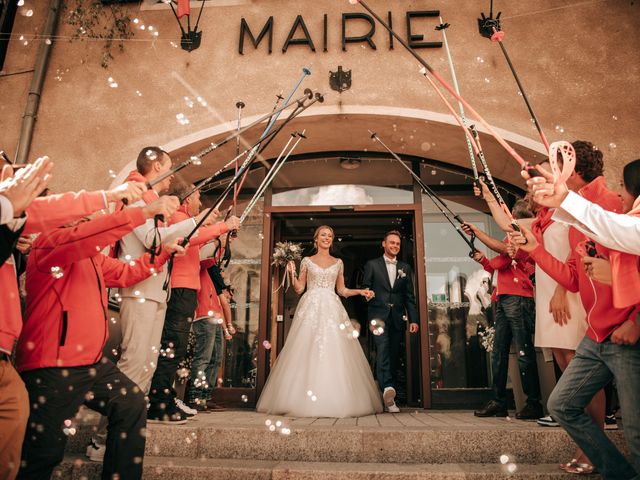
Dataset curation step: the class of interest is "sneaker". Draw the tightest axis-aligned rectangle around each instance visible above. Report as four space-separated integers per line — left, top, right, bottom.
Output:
537 415 560 427
147 408 189 425
605 414 619 430
175 398 197 418
474 400 508 417
516 402 544 420
386 402 400 413
85 439 105 462
382 387 396 408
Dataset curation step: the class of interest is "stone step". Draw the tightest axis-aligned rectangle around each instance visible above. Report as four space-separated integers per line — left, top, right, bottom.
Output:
64 416 628 464
56 456 600 480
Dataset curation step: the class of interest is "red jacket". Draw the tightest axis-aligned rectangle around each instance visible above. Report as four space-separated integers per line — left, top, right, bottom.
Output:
530 177 631 343
16 207 170 372
0 191 107 355
195 258 223 320
480 250 535 300
169 206 229 290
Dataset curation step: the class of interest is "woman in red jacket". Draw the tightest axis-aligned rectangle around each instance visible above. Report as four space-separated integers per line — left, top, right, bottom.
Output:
514 164 639 479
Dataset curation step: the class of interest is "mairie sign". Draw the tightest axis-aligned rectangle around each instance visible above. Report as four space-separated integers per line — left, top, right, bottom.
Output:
239 11 443 55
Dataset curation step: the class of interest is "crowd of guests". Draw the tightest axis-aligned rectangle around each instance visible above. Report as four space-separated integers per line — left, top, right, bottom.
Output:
0 148 240 480
463 141 639 478
0 139 638 480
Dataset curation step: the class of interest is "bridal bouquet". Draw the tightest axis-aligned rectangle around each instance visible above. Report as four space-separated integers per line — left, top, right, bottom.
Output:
272 241 303 291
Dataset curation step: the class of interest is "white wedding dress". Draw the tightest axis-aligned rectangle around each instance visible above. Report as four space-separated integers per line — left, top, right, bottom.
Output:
256 257 383 418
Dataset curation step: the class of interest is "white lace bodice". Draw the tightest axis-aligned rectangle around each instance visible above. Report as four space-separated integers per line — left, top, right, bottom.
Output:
301 257 342 292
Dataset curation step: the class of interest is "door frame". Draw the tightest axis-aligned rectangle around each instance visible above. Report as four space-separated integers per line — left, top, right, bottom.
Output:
255 202 432 409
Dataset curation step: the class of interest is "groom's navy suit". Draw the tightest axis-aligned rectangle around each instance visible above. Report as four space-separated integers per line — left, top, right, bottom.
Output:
363 256 418 391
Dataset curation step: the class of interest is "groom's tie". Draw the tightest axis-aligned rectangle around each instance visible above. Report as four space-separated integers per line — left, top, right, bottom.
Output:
385 257 397 288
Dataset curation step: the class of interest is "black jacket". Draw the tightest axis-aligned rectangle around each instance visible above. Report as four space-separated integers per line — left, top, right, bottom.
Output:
0 224 23 267
363 256 419 329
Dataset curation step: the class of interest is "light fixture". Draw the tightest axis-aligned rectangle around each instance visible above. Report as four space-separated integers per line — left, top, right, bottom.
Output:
168 0 206 52
339 158 361 170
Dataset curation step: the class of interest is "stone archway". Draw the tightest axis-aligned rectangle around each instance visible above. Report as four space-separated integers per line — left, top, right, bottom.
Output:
110 106 546 191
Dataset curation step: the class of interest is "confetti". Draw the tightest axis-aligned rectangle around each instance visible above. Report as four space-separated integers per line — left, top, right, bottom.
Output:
176 113 190 126
50 266 64 279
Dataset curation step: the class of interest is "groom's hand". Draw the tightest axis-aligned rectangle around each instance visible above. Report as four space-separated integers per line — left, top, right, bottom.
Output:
409 323 419 334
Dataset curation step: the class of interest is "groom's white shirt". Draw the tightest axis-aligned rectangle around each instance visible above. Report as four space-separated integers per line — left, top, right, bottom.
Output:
383 254 397 288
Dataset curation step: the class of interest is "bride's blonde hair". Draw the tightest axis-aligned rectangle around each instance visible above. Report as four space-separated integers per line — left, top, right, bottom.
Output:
313 225 334 249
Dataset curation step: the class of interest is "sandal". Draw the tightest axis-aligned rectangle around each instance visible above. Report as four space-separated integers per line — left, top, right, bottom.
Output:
565 463 596 475
560 459 579 471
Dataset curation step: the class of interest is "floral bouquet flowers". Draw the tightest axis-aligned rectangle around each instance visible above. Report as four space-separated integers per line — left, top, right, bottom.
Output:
272 241 303 291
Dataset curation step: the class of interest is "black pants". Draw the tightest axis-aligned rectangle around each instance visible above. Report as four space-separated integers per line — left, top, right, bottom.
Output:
373 318 404 391
18 359 146 480
148 287 197 412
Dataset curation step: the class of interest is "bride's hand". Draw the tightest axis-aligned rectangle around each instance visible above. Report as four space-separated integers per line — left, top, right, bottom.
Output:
287 261 297 277
361 289 374 301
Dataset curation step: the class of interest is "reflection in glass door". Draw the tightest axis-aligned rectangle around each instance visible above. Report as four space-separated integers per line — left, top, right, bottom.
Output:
209 199 263 405
422 196 503 407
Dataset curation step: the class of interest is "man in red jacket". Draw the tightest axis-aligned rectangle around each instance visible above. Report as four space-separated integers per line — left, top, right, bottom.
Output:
0 155 147 480
16 196 181 480
467 200 543 420
147 181 240 423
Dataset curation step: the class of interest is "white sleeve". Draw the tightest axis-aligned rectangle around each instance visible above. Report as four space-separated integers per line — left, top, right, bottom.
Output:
199 241 218 260
553 191 640 255
0 195 14 225
131 208 197 248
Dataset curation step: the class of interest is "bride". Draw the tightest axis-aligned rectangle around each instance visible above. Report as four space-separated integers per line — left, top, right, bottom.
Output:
256 225 383 418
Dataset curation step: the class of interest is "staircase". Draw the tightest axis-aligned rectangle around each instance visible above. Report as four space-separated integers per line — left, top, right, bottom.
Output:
57 410 625 478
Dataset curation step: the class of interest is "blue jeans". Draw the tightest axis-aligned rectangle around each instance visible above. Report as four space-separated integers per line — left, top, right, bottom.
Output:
188 321 224 402
204 324 224 400
548 335 640 480
491 295 541 406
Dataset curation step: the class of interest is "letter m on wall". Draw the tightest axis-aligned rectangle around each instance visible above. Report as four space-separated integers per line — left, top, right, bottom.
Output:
239 17 274 55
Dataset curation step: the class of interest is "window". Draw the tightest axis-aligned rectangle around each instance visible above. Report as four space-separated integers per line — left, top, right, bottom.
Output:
272 185 414 206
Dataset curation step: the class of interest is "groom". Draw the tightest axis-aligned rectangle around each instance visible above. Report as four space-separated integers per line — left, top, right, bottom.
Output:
363 230 419 413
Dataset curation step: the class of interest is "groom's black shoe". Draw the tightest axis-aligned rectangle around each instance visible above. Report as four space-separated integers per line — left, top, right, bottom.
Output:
515 402 544 420
474 400 508 417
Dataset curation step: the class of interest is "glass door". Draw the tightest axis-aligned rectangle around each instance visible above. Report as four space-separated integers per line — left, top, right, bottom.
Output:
259 208 425 407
